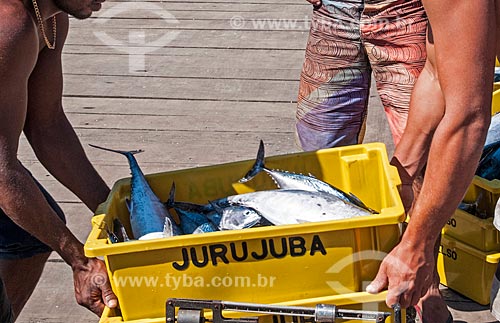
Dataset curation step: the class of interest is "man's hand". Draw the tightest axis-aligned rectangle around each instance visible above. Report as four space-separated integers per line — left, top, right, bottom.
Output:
365 240 435 308
73 257 118 316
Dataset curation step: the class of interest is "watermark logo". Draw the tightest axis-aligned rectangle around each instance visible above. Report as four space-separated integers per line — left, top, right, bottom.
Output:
325 250 414 314
229 15 310 31
326 250 388 294
112 273 277 290
228 15 399 32
93 2 180 73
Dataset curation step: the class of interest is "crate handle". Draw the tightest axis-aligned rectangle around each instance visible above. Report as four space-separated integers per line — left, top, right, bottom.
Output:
388 165 402 188
84 214 109 256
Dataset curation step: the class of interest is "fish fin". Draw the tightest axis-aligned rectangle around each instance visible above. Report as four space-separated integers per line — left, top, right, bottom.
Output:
208 200 224 215
272 178 281 189
165 182 176 208
238 140 266 183
163 217 173 237
89 144 144 156
258 217 274 227
121 227 131 242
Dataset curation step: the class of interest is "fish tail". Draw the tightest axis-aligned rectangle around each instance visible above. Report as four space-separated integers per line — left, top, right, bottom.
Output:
239 140 266 183
347 192 379 214
89 144 144 156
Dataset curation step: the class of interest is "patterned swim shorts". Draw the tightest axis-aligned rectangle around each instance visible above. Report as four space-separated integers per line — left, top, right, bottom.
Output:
296 0 427 150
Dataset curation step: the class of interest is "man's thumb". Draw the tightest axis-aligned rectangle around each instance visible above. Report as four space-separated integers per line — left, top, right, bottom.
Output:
366 270 388 294
101 283 118 308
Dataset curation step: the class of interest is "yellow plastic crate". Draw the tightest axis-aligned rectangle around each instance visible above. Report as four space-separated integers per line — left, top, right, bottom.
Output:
443 176 500 251
493 88 500 111
99 292 406 323
85 143 405 321
443 208 500 252
438 234 500 305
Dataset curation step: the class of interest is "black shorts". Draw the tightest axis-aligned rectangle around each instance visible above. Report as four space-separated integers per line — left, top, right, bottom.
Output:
0 172 66 259
0 278 13 323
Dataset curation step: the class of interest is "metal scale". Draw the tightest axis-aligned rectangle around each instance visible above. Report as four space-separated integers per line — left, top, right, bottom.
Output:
166 298 402 323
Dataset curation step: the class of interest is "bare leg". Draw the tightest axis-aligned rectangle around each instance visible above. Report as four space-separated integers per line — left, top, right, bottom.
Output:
0 252 50 319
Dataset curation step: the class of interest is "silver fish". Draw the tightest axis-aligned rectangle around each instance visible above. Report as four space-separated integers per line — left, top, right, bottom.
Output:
90 144 182 240
213 189 372 226
166 183 265 231
485 113 500 147
239 140 377 214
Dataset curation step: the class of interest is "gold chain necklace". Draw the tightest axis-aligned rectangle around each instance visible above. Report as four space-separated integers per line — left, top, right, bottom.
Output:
31 0 57 50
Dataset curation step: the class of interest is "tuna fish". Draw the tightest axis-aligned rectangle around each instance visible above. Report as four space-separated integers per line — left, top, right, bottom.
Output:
89 144 182 240
212 189 373 226
239 140 377 214
165 182 221 230
167 183 268 231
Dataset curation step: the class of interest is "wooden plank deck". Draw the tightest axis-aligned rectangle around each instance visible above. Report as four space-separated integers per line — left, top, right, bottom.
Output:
15 1 494 322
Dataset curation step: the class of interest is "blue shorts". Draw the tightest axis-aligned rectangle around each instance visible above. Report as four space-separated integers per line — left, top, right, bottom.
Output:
0 172 66 259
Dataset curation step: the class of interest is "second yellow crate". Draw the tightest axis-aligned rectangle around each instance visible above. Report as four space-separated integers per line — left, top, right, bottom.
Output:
438 234 500 305
443 208 500 252
443 176 500 251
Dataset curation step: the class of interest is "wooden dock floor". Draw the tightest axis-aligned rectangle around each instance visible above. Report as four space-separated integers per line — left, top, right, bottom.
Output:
15 1 496 322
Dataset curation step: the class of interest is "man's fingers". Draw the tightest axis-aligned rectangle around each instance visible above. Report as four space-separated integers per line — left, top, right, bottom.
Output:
101 282 118 308
366 268 388 294
90 301 105 317
386 288 402 308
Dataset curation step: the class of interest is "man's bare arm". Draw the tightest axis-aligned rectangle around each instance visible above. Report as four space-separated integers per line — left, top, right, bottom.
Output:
24 14 110 212
367 0 496 308
0 5 115 315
